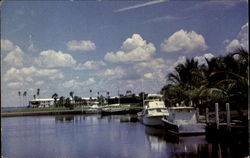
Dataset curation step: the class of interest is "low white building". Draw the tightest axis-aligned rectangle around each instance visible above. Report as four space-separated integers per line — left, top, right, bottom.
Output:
29 98 54 108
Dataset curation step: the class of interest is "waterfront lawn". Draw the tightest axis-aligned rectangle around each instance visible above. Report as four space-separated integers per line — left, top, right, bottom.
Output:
1 104 142 114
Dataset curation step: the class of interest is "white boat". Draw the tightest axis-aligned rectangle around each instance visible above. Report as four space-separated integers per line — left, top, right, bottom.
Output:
162 107 206 136
101 103 127 115
138 94 169 126
85 101 101 114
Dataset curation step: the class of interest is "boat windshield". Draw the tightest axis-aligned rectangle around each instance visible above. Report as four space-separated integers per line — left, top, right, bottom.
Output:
147 108 167 115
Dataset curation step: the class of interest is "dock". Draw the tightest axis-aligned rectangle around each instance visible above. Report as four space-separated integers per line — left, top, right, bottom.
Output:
204 103 248 140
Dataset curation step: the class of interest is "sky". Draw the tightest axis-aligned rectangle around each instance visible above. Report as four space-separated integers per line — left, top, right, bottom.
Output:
1 0 248 107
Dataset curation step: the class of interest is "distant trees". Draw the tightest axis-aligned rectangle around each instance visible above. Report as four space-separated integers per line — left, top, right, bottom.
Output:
161 48 248 119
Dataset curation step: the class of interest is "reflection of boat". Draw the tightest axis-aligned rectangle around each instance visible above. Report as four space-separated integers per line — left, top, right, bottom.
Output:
145 126 166 137
138 94 169 126
162 107 206 136
85 102 101 114
170 135 208 157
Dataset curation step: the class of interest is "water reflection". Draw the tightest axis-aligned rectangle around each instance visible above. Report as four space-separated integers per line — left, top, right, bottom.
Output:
100 114 139 123
2 114 248 158
55 115 75 122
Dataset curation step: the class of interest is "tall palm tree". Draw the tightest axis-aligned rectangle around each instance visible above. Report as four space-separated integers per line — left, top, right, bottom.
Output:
52 93 58 106
69 91 74 99
69 91 74 107
18 91 21 106
89 89 92 101
23 91 27 106
37 88 40 99
165 58 205 106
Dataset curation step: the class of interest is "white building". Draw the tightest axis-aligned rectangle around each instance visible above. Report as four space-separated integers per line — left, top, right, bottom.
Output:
29 98 54 108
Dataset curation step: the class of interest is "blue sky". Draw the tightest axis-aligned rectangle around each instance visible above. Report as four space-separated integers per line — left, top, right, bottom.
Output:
1 0 248 107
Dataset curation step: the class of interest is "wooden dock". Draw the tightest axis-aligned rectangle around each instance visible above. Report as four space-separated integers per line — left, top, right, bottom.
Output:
204 103 248 140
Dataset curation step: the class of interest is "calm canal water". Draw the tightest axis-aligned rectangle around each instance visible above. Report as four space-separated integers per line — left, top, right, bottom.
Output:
2 114 248 158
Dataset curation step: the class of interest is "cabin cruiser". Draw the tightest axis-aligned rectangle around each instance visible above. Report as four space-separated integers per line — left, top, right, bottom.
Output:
138 94 169 126
162 107 206 136
101 103 127 115
85 101 101 114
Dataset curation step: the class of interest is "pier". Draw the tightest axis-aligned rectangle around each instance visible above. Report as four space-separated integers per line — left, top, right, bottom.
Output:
204 103 248 140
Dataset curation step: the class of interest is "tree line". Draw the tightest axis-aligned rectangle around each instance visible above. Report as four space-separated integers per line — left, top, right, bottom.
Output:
160 48 248 119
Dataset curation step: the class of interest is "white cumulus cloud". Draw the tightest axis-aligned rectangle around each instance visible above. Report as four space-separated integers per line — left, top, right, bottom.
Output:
62 78 96 89
144 73 154 79
1 39 15 51
66 40 96 51
102 67 126 80
75 60 106 70
7 82 24 88
161 29 208 53
35 50 77 68
4 66 64 83
194 53 215 65
3 46 25 67
225 22 249 52
104 34 156 63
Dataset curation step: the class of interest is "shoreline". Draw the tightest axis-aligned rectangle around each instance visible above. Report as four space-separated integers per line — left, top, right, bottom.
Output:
1 107 142 117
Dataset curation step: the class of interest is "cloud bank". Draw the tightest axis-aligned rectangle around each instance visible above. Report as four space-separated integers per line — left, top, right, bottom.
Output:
161 29 208 53
104 34 156 63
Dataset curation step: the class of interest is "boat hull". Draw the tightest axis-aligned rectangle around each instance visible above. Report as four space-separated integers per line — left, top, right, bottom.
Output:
101 109 127 115
85 109 101 114
162 118 206 136
142 115 165 126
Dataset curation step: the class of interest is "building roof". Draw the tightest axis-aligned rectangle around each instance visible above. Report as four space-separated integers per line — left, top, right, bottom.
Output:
81 97 98 100
30 98 54 102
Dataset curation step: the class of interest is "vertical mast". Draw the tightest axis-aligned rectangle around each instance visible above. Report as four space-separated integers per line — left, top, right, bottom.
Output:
141 79 144 107
117 82 120 105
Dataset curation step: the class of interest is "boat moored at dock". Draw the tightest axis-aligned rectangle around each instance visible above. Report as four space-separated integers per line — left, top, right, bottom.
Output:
85 101 101 114
101 103 128 115
138 94 169 126
162 107 206 136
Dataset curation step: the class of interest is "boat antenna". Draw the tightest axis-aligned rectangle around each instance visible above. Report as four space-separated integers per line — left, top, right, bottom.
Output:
117 81 120 105
141 79 144 107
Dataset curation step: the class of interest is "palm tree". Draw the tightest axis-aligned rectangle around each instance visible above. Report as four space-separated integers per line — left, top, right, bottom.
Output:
23 91 27 106
18 91 21 106
89 89 92 101
37 88 40 99
69 91 74 101
69 91 74 107
165 58 205 106
52 93 58 106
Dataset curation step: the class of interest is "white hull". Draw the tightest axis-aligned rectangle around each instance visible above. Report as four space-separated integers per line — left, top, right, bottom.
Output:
162 118 205 136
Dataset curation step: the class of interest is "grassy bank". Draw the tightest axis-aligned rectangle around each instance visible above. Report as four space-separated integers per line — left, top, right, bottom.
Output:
1 105 143 115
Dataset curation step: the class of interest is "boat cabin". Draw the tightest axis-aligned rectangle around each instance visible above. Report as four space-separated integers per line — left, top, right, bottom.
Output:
167 107 197 124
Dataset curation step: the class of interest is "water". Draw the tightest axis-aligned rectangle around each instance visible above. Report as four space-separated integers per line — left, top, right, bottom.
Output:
1 107 27 111
1 114 248 158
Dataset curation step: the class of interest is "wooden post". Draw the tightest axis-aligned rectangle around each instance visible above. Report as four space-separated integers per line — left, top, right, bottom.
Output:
206 108 209 123
196 108 199 121
215 103 219 130
226 103 231 132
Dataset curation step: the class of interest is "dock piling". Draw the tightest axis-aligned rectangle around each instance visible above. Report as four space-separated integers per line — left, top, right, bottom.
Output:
226 103 231 132
206 108 209 123
196 108 199 121
215 103 219 130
